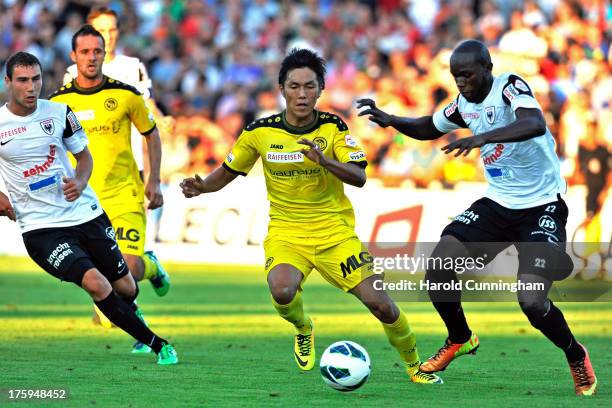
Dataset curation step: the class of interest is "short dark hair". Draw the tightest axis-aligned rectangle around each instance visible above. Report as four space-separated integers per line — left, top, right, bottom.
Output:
452 39 492 67
87 6 119 28
72 24 105 51
278 48 326 89
5 52 42 79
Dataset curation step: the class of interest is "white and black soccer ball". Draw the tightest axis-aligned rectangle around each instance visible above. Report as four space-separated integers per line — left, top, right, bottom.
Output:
320 340 371 392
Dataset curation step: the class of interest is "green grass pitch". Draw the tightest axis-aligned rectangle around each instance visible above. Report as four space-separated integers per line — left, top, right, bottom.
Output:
0 256 610 407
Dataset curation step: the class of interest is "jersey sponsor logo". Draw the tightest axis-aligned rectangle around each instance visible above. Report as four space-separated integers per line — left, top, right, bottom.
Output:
485 106 495 124
74 110 95 121
269 144 284 149
266 152 304 163
514 79 529 92
485 167 511 179
482 144 504 165
502 84 519 101
313 137 328 150
340 251 373 278
27 174 59 193
115 227 140 242
47 242 74 269
461 112 479 120
104 98 118 111
226 152 234 163
538 215 557 233
444 100 458 117
344 134 357 147
40 119 54 135
453 210 480 225
66 110 83 133
349 151 365 161
268 167 323 178
0 126 27 145
23 145 57 178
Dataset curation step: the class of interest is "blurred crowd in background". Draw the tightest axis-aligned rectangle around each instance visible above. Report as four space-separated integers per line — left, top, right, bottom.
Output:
0 0 610 204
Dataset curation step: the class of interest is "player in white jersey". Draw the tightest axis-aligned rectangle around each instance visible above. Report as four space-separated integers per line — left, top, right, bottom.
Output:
0 52 177 365
62 6 170 176
357 40 597 396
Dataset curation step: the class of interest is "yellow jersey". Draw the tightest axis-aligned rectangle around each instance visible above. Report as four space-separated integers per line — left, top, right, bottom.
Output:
49 76 156 218
223 110 367 240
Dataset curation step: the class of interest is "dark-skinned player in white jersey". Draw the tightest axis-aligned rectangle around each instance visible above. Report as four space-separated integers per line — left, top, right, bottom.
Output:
357 39 597 396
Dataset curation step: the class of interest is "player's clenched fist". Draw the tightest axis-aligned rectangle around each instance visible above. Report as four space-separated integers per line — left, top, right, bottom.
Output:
0 191 16 221
62 176 85 202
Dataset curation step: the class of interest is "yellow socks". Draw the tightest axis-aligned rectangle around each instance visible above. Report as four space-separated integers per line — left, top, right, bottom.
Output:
272 291 311 334
382 310 420 372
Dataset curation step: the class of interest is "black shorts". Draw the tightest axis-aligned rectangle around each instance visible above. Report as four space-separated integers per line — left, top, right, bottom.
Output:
22 213 129 286
442 195 571 279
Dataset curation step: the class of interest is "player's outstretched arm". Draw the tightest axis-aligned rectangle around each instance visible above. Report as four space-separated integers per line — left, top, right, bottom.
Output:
143 128 164 209
356 98 444 141
180 166 238 198
63 147 93 202
441 108 547 157
0 191 16 221
298 138 366 187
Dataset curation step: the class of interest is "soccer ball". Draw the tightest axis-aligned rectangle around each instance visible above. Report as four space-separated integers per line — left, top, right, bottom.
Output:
320 341 371 392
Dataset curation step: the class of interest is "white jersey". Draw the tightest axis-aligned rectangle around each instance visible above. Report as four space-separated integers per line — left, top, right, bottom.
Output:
64 55 153 171
0 100 103 233
433 72 566 209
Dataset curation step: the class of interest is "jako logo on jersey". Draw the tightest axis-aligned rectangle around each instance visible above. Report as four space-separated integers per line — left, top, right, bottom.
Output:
0 126 26 145
269 144 284 149
23 145 56 177
538 215 557 233
483 144 505 165
266 152 304 162
461 112 479 120
444 100 458 116
115 227 140 242
485 106 495 124
340 251 374 278
40 119 54 135
349 151 365 161
47 242 73 269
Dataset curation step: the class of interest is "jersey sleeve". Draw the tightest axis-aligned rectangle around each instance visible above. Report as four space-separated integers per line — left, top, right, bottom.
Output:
501 74 541 112
432 96 468 133
332 123 367 168
62 106 88 154
136 61 153 99
127 92 156 135
222 129 259 176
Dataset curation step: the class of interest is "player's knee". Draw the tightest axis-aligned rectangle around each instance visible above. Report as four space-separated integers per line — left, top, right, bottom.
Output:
81 269 112 300
114 274 137 300
363 299 396 322
519 299 550 327
269 282 298 304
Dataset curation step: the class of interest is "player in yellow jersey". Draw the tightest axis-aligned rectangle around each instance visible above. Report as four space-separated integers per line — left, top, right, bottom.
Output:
180 49 442 385
49 25 169 353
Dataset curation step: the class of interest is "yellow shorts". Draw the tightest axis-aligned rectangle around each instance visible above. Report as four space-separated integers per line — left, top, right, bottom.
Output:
264 234 375 292
110 211 146 257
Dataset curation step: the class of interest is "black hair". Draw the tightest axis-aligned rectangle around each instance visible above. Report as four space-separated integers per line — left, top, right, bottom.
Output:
71 24 105 51
452 39 492 67
278 48 326 89
5 52 42 79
